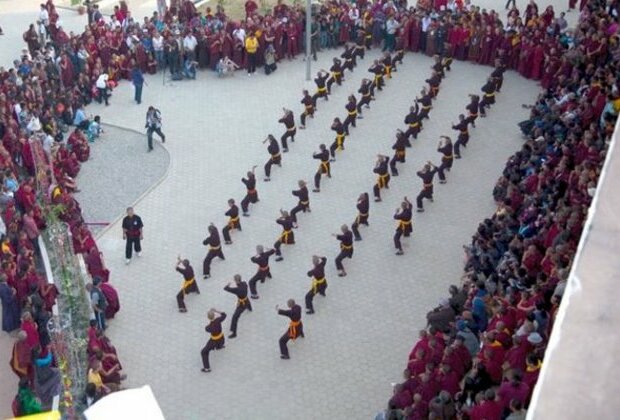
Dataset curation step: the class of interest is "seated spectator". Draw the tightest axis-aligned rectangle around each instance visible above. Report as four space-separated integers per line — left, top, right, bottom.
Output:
82 382 101 408
426 299 455 333
264 45 277 75
216 56 238 78
12 377 42 417
87 115 103 142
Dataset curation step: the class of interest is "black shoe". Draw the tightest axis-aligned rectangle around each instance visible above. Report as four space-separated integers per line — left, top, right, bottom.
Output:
203 274 210 279
354 237 361 241
417 208 425 212
280 355 290 360
228 333 237 339
225 241 232 245
395 250 404 255
306 309 314 314
275 256 283 262
201 368 211 372
251 295 259 299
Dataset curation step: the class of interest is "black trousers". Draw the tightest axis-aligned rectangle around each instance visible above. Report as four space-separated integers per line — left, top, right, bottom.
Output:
247 52 257 73
249 269 271 296
373 175 390 199
329 139 344 158
352 214 368 240
147 126 165 150
201 337 225 369
281 129 296 150
222 221 241 242
279 325 304 357
241 191 258 213
390 153 405 176
394 228 407 251
300 109 314 126
437 158 453 181
314 166 330 189
404 125 420 141
290 202 310 223
335 248 353 270
479 95 495 115
305 282 327 312
176 280 200 309
357 96 372 113
264 156 281 178
203 249 225 276
326 75 342 93
230 301 252 334
343 115 356 135
454 133 469 157
125 237 141 259
416 187 433 209
311 90 328 107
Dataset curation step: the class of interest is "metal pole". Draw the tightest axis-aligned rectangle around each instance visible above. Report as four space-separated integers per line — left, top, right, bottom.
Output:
305 0 311 81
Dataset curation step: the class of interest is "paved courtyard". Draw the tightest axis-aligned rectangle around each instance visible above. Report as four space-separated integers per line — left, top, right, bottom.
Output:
0 0 567 418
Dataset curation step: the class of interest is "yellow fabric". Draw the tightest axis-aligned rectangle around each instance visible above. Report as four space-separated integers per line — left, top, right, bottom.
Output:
311 277 326 294
211 332 224 340
209 245 221 251
237 297 248 306
409 122 420 127
279 229 292 243
317 87 327 93
340 244 353 250
398 220 412 230
320 161 330 172
10 411 61 420
245 37 259 53
377 173 389 188
88 369 103 388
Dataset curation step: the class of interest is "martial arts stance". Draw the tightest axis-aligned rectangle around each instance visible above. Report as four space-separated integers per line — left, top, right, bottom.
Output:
357 79 374 116
479 77 496 117
465 94 479 127
333 224 353 277
290 180 310 227
312 70 330 105
351 192 370 241
373 154 391 202
299 90 315 129
382 52 393 78
390 129 408 176
241 166 258 216
491 59 507 92
263 135 281 181
278 108 296 152
277 299 304 359
326 58 344 93
329 118 346 160
393 197 413 255
416 88 433 120
341 43 356 72
452 114 470 159
416 162 438 212
249 245 275 299
369 59 385 93
224 274 252 338
222 199 241 244
404 103 421 143
437 136 454 184
175 256 199 313
426 70 441 98
201 309 226 372
202 223 225 279
343 95 359 136
274 210 295 261
313 144 331 192
305 255 327 314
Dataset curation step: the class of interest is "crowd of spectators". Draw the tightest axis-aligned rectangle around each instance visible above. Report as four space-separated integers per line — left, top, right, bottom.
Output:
381 0 619 419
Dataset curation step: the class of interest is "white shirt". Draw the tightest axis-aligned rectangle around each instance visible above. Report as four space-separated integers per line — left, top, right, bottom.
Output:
96 74 108 89
348 8 360 25
183 35 197 51
422 16 432 32
152 35 164 51
233 28 246 43
39 9 49 25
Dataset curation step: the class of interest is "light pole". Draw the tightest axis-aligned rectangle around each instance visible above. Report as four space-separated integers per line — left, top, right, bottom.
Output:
305 0 311 81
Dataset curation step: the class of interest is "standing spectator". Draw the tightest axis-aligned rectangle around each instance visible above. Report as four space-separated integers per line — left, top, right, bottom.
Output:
131 66 145 105
88 278 108 331
183 31 198 61
0 274 20 333
22 209 40 253
245 31 259 76
95 73 109 106
122 207 143 264
145 106 166 151
384 16 399 52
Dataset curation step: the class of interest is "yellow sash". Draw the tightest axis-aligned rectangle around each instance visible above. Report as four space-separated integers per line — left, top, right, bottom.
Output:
209 245 221 251
377 173 389 188
347 110 357 116
228 216 239 228
311 277 326 294
320 161 330 172
288 320 301 339
484 92 495 97
237 297 248 306
182 277 195 293
211 332 223 340
280 229 292 243
271 153 281 159
409 122 420 128
398 220 412 230
317 87 327 93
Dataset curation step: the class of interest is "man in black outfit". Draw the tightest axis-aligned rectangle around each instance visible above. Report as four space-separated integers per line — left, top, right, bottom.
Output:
223 274 252 338
122 207 143 264
277 299 304 359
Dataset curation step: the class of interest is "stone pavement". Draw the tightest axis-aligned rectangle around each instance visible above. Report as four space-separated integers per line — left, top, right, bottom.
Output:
0 0 575 417
87 53 539 419
74 125 170 235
